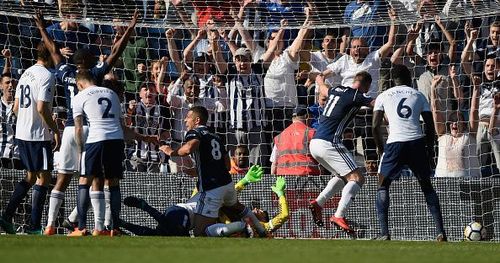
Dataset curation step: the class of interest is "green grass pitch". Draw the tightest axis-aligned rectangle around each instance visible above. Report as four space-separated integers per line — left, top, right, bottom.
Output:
0 236 499 263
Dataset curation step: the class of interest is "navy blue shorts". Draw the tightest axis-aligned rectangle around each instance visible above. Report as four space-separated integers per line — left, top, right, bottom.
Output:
82 139 124 179
378 138 431 181
16 139 53 172
157 205 191 236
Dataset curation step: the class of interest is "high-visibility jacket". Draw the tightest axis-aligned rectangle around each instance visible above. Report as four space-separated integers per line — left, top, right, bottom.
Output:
274 121 321 176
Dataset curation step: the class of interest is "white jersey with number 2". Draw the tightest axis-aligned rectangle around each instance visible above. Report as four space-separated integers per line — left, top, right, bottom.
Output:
72 85 123 143
374 85 430 144
15 64 55 141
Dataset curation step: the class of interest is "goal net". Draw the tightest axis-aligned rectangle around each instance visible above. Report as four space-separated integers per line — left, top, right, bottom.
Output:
0 0 499 240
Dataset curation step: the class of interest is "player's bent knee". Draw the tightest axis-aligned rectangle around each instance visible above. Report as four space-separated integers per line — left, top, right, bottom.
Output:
344 169 365 185
54 173 72 191
36 172 52 186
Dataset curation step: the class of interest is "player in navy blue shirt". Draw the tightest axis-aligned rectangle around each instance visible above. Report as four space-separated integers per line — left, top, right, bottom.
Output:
309 71 374 232
34 10 139 234
160 106 267 237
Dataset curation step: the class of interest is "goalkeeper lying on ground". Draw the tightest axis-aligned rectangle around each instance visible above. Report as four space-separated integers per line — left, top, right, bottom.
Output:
120 165 289 237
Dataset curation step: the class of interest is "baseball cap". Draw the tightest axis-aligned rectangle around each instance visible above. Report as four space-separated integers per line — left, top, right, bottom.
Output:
234 48 252 59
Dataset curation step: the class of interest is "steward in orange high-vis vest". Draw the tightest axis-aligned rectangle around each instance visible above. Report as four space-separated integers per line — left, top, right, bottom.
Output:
271 107 321 176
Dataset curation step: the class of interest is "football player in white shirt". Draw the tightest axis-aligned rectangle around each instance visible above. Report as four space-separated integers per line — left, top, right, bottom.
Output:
0 42 61 235
69 71 157 236
372 64 446 241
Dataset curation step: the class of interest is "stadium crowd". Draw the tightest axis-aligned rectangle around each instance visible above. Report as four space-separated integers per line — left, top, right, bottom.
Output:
0 0 499 239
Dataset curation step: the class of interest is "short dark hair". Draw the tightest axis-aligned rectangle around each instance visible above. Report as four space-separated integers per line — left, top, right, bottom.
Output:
75 70 95 84
234 144 249 154
189 106 209 125
390 64 412 87
36 42 51 62
103 78 124 98
354 71 372 88
425 42 441 54
72 49 95 68
1 73 12 82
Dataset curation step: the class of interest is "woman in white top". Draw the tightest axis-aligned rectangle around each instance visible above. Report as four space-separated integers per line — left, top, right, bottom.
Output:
431 75 481 178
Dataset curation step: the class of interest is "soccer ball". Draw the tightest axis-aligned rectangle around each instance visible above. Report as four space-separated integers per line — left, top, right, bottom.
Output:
464 222 486 241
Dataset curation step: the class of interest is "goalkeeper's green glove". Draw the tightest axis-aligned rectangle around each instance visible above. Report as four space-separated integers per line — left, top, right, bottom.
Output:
271 176 286 197
241 165 263 185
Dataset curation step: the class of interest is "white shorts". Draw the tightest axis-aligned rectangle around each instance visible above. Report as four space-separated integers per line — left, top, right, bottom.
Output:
188 182 237 218
310 139 358 177
57 126 89 174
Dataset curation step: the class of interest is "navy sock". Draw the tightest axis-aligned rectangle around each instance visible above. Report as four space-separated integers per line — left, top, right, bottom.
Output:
77 185 91 230
423 189 445 235
3 180 31 222
376 188 390 236
30 185 48 230
121 221 159 236
109 186 121 228
142 203 163 223
418 178 445 235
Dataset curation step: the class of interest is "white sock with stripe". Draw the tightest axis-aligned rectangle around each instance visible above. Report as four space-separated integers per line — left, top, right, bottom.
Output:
315 177 345 207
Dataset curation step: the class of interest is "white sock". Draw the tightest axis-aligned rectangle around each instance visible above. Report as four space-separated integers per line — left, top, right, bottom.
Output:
206 222 246 237
68 206 78 223
104 187 112 228
90 191 105 231
46 190 65 227
316 177 345 207
334 181 361 218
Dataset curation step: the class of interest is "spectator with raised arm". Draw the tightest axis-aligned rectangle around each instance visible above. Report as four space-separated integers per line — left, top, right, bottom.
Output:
431 75 480 178
211 42 268 168
475 57 500 176
113 17 151 102
263 8 311 136
416 15 457 108
462 20 500 75
0 72 21 169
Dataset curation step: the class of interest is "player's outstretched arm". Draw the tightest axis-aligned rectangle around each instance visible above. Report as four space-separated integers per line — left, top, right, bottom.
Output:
265 176 289 232
122 120 160 144
159 139 200 157
33 10 63 66
372 110 385 156
235 165 263 191
106 9 139 68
